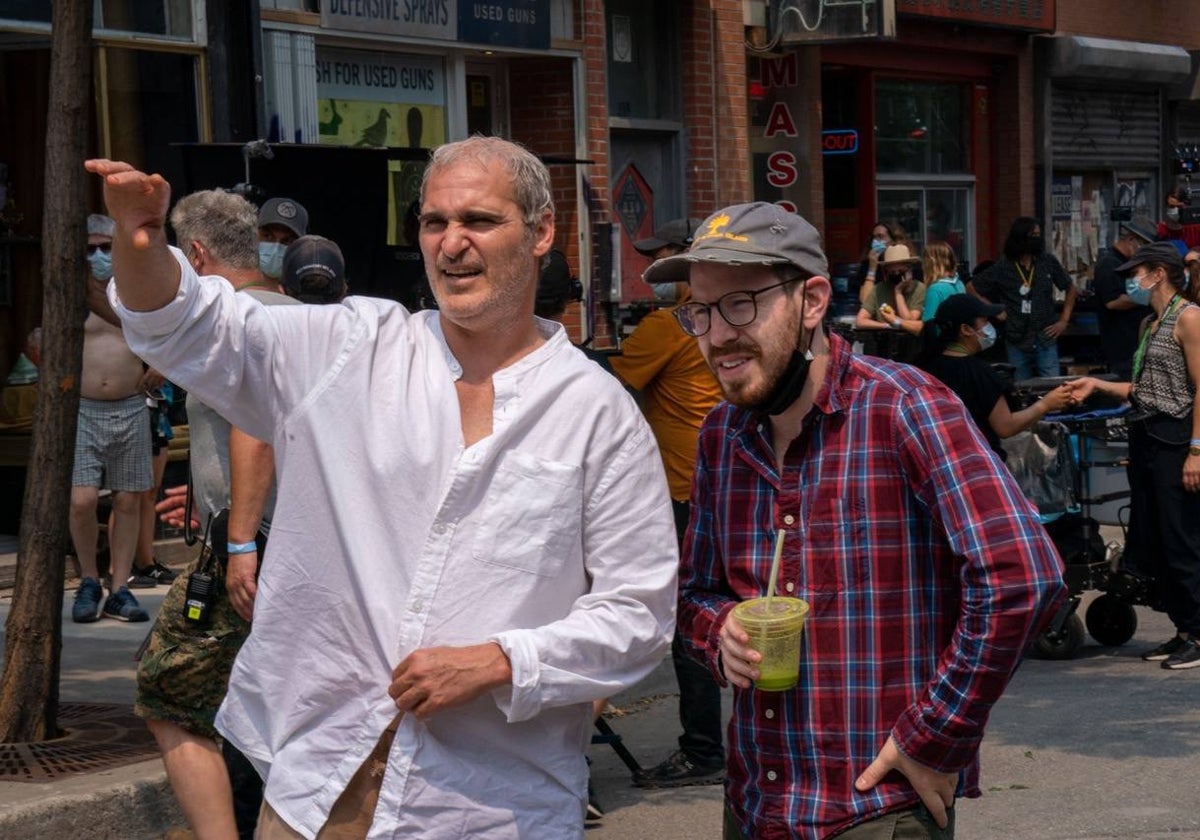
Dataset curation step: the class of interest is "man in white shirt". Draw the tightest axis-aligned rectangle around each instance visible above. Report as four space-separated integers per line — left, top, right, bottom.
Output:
86 136 678 839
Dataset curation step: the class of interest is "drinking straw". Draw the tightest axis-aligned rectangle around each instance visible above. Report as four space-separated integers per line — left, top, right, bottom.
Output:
766 528 786 604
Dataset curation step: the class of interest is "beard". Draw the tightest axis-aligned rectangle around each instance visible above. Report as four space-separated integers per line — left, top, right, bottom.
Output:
707 308 804 409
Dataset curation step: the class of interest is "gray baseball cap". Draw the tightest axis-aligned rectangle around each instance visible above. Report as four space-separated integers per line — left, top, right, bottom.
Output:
633 218 702 256
642 202 828 284
257 197 309 238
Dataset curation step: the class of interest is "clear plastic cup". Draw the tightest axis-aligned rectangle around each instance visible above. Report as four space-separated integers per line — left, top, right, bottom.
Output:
731 597 810 691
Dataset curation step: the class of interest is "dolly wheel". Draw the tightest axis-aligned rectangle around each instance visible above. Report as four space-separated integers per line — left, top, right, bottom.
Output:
1085 594 1138 647
1031 613 1085 660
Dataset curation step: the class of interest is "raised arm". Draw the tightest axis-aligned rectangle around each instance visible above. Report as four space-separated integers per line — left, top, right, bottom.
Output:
83 159 180 311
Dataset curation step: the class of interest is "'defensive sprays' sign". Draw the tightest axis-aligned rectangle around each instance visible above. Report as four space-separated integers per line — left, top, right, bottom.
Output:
322 0 550 49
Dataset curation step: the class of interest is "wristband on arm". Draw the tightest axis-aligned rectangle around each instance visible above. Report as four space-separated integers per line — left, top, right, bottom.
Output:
227 540 258 555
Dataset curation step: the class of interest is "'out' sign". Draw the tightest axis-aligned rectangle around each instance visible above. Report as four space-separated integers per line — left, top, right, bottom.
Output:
821 129 859 155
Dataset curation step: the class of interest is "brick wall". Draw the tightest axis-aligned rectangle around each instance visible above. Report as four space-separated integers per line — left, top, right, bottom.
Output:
682 0 750 214
1056 1 1200 48
991 42 1037 257
510 54 586 337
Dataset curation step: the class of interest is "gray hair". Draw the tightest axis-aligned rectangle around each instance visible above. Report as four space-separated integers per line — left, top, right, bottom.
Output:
420 136 555 226
87 214 114 238
169 190 259 271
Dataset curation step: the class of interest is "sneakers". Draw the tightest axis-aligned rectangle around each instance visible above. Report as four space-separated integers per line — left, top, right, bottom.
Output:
633 750 724 789
585 780 603 822
124 571 158 589
71 578 104 623
127 559 177 588
1141 635 1189 661
139 559 178 584
101 587 149 622
1162 636 1200 670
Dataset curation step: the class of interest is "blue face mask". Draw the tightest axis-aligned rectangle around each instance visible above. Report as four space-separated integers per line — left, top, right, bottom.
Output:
651 282 677 301
88 250 113 281
258 241 286 279
1125 273 1155 306
871 238 888 253
975 322 997 351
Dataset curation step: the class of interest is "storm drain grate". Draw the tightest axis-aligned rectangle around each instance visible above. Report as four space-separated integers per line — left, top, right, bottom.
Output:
0 702 159 783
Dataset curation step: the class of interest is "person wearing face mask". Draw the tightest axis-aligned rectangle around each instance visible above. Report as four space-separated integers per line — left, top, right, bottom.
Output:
69 213 156 625
855 221 895 305
1091 222 1156 380
919 295 1072 461
634 218 701 302
970 216 1077 380
257 197 309 283
1069 243 1200 671
645 203 1064 839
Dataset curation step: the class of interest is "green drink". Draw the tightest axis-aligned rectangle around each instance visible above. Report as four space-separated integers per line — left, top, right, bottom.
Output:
732 597 809 691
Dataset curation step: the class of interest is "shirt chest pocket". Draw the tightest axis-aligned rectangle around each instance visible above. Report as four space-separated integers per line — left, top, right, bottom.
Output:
471 450 584 577
804 497 870 592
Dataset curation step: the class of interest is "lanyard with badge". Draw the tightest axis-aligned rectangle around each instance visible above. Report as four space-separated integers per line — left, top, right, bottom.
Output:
1016 262 1034 314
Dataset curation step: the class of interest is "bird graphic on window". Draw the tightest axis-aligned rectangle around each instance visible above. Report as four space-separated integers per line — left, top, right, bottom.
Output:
356 108 392 147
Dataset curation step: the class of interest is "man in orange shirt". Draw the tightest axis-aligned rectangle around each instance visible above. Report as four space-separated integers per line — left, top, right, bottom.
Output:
612 220 727 787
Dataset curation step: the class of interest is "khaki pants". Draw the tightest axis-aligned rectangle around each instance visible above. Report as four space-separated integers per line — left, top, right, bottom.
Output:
723 803 955 840
256 717 401 840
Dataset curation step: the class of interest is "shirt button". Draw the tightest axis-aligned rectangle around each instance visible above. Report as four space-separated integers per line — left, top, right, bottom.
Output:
783 514 795 526
766 770 778 781
764 709 775 719
785 582 795 593
409 600 423 613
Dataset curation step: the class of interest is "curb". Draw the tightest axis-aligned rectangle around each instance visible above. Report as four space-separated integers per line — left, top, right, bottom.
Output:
0 760 183 840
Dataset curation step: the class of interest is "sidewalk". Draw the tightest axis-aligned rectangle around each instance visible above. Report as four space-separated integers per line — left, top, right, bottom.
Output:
0 539 195 840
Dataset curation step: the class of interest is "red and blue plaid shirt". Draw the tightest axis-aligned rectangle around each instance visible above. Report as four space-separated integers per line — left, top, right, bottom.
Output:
679 332 1065 839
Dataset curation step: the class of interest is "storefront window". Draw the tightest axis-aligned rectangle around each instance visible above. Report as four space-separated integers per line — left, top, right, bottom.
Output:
0 0 195 39
313 46 447 246
877 185 972 267
875 79 968 175
606 0 679 121
104 47 200 192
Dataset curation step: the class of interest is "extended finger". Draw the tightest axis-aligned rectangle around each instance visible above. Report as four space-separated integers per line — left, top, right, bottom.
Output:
84 158 134 175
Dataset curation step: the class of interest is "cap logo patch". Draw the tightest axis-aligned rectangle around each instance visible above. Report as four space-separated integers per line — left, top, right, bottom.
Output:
277 202 297 219
770 220 787 235
696 213 748 244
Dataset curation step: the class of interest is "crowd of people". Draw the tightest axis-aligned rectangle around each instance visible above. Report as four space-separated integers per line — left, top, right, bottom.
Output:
64 134 1200 839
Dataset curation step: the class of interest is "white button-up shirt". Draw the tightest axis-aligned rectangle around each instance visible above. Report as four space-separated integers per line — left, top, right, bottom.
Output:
113 251 678 839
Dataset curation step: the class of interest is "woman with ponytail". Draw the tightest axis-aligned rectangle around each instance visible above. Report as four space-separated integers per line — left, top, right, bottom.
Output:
919 294 1072 459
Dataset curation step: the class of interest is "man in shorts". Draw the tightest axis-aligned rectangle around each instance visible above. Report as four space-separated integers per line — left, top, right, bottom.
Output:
70 213 153 623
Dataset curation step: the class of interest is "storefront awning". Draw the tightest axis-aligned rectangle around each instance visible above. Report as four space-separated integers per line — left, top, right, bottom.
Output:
1049 35 1192 85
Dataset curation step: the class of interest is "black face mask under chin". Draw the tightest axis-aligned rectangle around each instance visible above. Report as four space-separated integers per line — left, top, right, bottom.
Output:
753 343 814 416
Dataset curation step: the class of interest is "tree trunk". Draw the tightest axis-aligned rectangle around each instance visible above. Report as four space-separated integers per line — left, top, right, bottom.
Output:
0 0 93 743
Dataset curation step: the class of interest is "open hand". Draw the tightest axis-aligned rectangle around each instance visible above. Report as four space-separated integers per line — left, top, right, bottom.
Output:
155 484 199 530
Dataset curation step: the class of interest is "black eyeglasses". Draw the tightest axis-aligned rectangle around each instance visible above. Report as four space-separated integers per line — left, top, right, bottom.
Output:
673 278 796 337
87 243 112 255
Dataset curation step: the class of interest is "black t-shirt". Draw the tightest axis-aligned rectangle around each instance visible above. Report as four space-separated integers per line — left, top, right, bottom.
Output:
1091 245 1152 379
923 354 1009 459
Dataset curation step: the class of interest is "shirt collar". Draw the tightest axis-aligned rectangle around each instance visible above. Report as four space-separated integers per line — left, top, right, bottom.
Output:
426 312 568 382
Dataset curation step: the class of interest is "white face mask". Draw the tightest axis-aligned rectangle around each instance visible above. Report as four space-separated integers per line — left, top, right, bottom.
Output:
1167 207 1181 223
975 322 997 351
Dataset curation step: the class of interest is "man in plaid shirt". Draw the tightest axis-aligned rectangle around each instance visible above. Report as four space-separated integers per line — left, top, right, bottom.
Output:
644 203 1065 840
